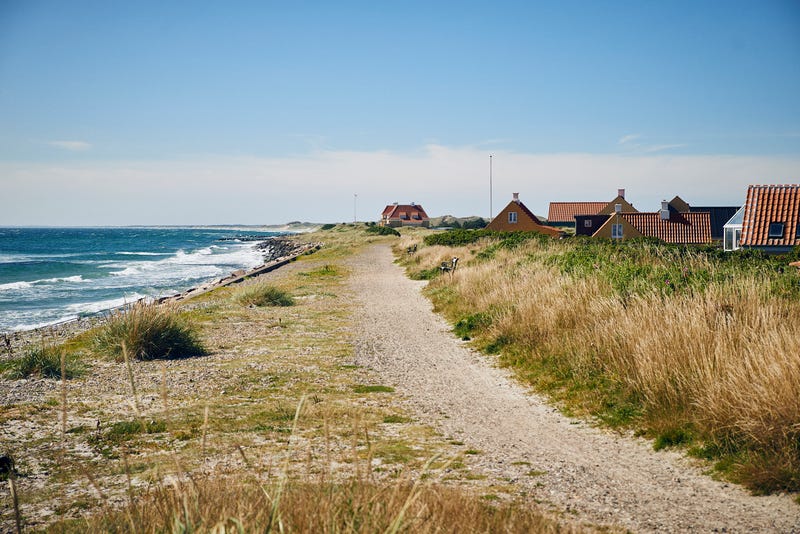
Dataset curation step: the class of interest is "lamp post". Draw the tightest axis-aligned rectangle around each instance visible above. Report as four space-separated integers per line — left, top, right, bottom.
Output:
354 193 357 223
489 154 493 221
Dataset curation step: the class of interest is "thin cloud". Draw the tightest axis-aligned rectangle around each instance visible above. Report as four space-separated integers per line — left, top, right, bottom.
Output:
618 134 641 145
48 140 92 151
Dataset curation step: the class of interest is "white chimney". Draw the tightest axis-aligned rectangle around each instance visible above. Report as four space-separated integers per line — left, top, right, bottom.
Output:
618 188 625 199
660 200 670 220
512 192 520 203
615 203 622 213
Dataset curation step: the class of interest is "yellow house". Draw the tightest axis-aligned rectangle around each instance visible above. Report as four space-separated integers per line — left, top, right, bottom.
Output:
487 193 563 237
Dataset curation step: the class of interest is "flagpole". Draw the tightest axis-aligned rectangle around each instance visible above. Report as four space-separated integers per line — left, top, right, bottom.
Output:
489 154 493 221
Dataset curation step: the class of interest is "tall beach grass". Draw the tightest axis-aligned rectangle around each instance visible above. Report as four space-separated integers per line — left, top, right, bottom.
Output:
92 301 206 361
401 233 800 494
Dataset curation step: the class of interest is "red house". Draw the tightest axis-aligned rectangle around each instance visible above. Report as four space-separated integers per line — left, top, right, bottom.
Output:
380 203 430 228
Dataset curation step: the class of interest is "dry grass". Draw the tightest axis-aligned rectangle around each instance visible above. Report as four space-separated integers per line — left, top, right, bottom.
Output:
5 226 567 533
401 235 800 493
57 475 563 533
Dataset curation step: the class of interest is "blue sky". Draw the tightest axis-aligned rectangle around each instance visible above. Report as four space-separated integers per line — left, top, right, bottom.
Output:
1 1 799 225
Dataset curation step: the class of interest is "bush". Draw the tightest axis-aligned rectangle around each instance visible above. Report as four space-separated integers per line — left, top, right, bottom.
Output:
320 223 337 230
93 302 206 361
236 283 295 307
0 344 85 379
462 217 488 229
365 225 400 237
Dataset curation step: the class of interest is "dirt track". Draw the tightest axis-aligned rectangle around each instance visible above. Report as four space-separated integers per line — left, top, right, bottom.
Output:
349 244 800 533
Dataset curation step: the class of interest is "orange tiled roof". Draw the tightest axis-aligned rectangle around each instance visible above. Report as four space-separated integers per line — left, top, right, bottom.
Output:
621 212 712 244
547 202 607 223
382 204 430 221
740 185 800 247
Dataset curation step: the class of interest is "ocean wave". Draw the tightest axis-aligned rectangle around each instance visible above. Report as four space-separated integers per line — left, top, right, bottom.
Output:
0 275 87 292
8 315 79 332
116 251 169 256
0 280 34 291
65 294 147 315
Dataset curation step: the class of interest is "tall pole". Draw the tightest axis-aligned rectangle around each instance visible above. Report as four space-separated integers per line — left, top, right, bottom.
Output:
489 154 493 221
354 193 357 223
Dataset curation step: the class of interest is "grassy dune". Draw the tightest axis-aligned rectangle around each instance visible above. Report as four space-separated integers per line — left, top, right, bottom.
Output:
398 231 800 495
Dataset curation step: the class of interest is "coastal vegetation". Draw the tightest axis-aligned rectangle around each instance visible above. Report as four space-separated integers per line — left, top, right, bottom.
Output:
3 227 561 533
365 225 401 237
0 344 84 379
235 282 295 307
398 230 800 494
92 301 207 361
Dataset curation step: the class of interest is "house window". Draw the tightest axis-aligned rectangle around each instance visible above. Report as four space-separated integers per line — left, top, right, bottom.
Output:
508 211 518 224
584 220 592 228
768 222 784 238
611 223 623 239
796 223 800 239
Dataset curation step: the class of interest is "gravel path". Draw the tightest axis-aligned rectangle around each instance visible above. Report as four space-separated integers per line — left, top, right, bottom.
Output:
349 244 800 533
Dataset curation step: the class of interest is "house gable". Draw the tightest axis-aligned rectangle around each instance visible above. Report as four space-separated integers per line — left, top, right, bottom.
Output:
592 214 642 240
598 195 638 215
487 196 562 236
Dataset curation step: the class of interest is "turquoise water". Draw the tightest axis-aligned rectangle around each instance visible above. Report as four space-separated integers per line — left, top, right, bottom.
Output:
0 227 281 332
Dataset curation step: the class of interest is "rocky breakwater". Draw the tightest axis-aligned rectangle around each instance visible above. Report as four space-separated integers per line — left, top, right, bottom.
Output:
255 236 310 262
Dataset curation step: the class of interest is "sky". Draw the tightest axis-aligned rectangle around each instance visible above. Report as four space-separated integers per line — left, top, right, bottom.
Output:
1 0 799 225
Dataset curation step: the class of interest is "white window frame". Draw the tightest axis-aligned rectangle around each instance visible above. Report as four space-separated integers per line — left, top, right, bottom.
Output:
612 223 623 239
508 211 518 224
584 219 592 228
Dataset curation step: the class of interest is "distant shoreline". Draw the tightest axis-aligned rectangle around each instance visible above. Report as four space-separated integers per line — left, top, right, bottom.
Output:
0 236 319 356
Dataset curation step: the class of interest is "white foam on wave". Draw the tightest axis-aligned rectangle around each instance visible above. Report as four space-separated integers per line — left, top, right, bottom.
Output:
0 280 34 291
65 294 147 315
9 315 79 332
41 275 87 284
117 251 169 256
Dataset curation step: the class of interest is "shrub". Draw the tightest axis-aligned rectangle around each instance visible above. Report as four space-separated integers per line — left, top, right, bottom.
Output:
462 217 488 229
235 283 295 307
0 344 85 379
93 302 206 361
320 223 337 230
365 225 400 237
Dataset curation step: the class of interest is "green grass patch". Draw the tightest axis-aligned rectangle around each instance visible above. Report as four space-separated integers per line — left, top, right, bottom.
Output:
365 225 400 237
235 283 295 307
352 384 395 394
653 427 694 451
92 302 206 361
0 345 85 379
382 415 411 424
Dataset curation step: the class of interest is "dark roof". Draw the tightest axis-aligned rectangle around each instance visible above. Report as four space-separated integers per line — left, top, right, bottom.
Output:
622 212 712 244
547 202 607 223
740 184 800 247
689 206 739 239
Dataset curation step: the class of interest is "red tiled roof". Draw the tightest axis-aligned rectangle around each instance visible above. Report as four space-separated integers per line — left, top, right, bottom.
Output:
621 212 712 244
382 204 430 221
740 185 800 247
547 202 607 223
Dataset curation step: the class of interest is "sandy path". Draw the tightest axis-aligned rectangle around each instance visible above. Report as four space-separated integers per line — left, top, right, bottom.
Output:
349 244 800 533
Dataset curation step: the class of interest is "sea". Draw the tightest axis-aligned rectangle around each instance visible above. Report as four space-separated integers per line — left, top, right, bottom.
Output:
0 227 284 333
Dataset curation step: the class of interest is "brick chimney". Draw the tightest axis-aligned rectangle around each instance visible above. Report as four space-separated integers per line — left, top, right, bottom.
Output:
618 188 625 199
512 192 520 204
